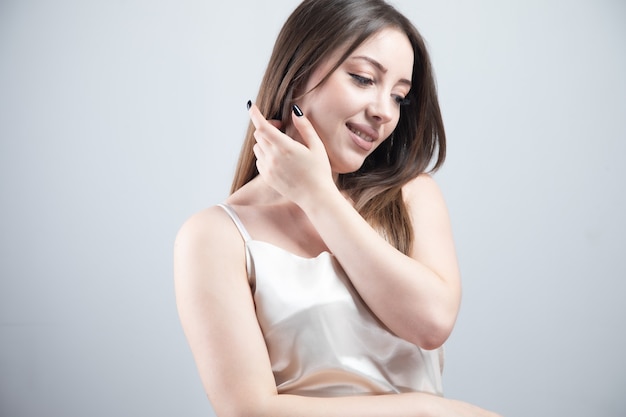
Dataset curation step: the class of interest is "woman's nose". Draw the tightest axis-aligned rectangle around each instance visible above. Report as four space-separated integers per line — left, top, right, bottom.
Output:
366 93 394 124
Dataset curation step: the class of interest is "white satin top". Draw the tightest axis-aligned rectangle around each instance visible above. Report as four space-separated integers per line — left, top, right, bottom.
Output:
219 203 444 397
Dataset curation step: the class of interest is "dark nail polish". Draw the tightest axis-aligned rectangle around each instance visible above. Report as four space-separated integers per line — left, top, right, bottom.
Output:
246 100 252 110
292 104 303 117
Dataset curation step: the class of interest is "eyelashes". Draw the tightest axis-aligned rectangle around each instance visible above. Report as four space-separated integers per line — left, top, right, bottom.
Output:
350 73 375 86
349 73 410 106
395 96 411 106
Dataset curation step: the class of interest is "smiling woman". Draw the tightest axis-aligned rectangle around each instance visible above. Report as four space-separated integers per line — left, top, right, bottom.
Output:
292 28 414 172
174 1 501 416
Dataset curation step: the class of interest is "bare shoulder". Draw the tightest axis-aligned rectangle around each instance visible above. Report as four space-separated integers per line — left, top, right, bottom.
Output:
175 206 236 256
175 205 238 249
173 205 247 287
402 173 448 211
402 174 456 259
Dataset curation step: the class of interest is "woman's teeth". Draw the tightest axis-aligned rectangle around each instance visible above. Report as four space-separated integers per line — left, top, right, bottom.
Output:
349 127 374 142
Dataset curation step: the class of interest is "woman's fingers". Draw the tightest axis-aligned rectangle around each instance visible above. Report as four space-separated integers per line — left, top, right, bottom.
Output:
247 101 333 204
268 119 283 130
290 105 323 151
248 103 291 149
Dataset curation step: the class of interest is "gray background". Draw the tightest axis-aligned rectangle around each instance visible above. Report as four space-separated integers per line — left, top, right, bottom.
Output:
1 0 624 416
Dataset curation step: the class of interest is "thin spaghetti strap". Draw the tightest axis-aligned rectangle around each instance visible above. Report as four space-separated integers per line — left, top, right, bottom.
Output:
217 203 255 285
217 203 252 242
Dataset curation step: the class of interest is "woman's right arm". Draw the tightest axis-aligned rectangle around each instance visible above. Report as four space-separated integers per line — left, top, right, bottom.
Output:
173 206 502 417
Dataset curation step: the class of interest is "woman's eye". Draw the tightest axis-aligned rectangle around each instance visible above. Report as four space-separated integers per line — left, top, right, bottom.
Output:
350 73 374 86
394 96 411 106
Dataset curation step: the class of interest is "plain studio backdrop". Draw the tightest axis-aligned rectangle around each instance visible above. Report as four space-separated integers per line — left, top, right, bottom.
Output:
1 0 624 416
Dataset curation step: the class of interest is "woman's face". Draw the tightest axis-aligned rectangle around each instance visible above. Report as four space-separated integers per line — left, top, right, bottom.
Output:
292 27 414 174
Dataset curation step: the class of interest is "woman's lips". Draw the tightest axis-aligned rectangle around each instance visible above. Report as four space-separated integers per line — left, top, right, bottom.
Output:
346 122 379 152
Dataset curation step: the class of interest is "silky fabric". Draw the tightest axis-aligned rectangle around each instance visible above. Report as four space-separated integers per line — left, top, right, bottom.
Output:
219 204 443 397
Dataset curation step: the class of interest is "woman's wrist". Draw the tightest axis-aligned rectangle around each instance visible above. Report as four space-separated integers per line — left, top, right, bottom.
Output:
297 181 347 222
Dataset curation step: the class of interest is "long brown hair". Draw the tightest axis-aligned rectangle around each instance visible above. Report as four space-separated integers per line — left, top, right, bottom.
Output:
231 0 446 254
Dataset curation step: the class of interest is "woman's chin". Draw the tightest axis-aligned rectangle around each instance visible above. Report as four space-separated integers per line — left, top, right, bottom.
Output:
331 158 367 175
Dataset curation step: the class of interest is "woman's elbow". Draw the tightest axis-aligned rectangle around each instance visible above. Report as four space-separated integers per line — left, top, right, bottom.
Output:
406 311 457 350
417 327 452 351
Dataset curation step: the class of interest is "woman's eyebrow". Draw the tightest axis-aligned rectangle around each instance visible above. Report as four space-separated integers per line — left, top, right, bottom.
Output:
350 55 412 87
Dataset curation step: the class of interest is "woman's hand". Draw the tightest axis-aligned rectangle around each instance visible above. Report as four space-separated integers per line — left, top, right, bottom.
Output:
248 103 336 207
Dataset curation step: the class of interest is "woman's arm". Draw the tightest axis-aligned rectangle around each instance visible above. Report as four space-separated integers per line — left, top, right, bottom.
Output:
249 106 461 349
302 174 461 350
174 207 499 417
174 207 277 417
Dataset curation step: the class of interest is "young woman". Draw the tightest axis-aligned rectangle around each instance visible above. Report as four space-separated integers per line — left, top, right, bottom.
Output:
175 0 502 416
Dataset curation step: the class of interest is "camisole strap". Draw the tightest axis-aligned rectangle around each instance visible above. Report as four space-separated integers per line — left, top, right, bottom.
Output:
217 203 255 286
218 203 252 242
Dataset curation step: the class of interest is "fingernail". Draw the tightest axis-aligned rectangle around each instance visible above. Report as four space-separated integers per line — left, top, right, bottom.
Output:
292 104 303 117
246 100 252 110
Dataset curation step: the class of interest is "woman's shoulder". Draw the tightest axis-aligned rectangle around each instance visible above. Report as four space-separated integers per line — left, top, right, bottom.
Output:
176 205 231 241
402 173 445 204
174 205 244 266
176 175 273 244
174 176 280 260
